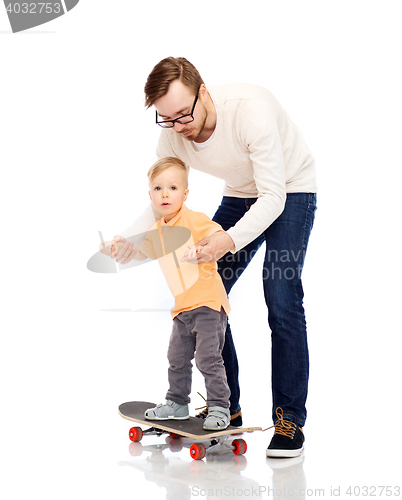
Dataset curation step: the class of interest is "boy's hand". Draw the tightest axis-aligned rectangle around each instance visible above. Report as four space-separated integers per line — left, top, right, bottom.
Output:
181 231 235 264
99 235 138 264
111 241 124 257
98 240 118 257
182 244 203 264
112 236 138 264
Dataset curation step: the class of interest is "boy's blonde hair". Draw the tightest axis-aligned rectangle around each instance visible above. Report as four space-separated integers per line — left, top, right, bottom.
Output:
148 157 189 188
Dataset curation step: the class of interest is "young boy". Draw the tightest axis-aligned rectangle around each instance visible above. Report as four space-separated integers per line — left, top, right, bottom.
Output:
104 157 231 430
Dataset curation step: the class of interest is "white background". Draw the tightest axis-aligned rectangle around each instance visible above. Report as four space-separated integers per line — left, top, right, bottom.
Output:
1 1 401 499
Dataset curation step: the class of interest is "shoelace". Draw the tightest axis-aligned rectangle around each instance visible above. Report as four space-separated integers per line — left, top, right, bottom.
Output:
274 408 297 437
195 393 242 423
195 392 208 418
263 407 299 436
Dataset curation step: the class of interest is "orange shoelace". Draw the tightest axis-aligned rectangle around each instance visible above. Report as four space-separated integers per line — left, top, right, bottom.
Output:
263 407 301 435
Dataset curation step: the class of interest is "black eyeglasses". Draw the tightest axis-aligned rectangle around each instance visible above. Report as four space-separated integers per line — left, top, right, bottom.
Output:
156 93 198 129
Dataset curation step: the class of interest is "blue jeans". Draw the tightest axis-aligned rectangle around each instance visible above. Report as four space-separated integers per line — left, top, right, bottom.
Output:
212 193 317 426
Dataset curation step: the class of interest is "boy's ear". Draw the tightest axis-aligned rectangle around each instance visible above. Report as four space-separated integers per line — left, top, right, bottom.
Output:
148 191 152 200
183 188 189 202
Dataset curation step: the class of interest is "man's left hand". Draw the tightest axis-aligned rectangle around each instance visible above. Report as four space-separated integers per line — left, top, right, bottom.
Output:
181 231 235 263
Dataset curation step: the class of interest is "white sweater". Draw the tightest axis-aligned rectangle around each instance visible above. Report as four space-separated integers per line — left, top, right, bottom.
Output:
121 83 317 252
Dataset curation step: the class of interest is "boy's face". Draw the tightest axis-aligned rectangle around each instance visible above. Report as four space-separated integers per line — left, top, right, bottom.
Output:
149 166 189 222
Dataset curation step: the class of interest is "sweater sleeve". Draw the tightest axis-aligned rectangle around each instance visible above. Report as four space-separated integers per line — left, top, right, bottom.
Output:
226 99 286 252
138 225 158 260
119 203 162 245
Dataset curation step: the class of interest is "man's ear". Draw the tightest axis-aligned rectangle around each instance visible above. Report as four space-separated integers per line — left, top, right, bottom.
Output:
199 84 208 102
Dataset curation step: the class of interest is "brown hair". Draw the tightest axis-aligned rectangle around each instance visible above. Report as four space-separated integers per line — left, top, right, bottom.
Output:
144 57 204 109
147 157 189 187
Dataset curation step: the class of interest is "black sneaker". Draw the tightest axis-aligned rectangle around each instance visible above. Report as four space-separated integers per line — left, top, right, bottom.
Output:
230 411 243 427
266 408 305 458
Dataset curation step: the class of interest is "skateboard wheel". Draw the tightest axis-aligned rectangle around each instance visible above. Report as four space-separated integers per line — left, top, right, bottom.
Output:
129 426 143 442
232 438 247 455
190 443 206 460
169 432 181 439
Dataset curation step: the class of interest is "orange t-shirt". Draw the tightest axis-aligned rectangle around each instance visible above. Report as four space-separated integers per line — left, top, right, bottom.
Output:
139 204 231 318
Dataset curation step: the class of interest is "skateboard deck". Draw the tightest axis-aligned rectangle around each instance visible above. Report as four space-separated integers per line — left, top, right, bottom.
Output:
119 401 262 440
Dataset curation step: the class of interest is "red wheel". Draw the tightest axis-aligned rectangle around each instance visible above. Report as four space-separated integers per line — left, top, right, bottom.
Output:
232 438 247 455
190 443 206 460
169 432 181 439
129 426 143 442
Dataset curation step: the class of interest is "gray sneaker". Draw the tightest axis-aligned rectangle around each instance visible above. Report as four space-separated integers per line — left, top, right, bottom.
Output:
203 406 230 430
144 400 189 420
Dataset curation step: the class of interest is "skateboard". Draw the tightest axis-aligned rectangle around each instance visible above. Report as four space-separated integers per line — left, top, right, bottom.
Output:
119 401 262 460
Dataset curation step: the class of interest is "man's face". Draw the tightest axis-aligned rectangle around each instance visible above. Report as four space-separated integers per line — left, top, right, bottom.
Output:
154 80 207 142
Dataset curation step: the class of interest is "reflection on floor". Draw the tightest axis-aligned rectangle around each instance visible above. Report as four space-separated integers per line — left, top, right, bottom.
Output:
119 431 308 500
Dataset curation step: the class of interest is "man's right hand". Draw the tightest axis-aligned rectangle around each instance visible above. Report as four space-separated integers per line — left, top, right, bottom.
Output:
99 235 138 264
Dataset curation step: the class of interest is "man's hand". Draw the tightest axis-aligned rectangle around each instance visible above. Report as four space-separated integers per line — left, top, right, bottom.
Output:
181 231 235 264
99 235 138 264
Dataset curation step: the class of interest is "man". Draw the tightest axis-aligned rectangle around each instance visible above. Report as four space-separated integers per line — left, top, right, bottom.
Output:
111 57 317 458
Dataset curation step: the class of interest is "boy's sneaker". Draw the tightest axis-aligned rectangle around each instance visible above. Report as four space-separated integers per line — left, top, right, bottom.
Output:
203 406 230 430
266 408 305 458
144 400 189 420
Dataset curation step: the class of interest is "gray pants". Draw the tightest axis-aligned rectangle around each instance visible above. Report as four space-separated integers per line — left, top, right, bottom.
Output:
166 306 230 408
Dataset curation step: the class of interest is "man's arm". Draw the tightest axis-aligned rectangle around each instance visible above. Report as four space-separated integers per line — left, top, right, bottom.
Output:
183 101 287 262
180 213 235 263
181 231 235 263
110 241 148 262
225 99 287 253
107 203 161 265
